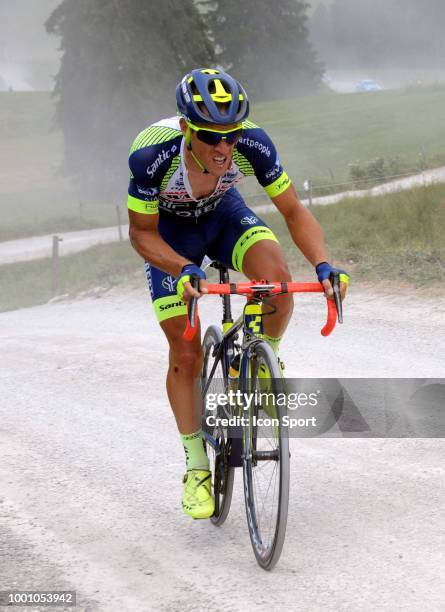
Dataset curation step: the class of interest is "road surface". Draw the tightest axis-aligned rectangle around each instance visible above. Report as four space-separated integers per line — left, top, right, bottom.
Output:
1 287 444 611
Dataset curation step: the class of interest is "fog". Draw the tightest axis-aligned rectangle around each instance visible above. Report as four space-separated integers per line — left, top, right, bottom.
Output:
1 1 444 93
1 0 444 248
0 0 60 91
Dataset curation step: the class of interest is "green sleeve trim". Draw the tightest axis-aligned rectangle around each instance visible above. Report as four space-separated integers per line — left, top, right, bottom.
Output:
153 295 187 322
264 172 291 198
127 194 159 215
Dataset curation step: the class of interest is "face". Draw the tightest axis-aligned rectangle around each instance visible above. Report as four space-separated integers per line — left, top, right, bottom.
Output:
180 118 241 177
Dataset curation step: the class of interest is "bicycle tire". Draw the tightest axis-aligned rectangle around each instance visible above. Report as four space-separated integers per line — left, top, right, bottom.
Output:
201 325 235 526
241 340 290 570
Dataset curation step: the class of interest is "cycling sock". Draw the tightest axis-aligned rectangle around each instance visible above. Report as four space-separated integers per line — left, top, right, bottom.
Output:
263 334 282 356
180 430 209 471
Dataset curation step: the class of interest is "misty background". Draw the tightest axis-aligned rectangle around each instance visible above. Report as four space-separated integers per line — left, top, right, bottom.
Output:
1 0 444 197
1 0 444 310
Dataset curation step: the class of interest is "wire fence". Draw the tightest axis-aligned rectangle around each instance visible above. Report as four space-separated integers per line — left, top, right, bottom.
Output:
241 161 444 203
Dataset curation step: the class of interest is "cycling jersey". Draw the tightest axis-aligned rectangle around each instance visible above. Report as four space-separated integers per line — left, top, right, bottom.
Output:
128 117 291 219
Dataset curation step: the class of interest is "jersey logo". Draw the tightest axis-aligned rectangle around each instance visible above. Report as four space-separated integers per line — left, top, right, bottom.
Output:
241 216 258 225
161 275 176 293
146 144 178 178
265 159 281 180
239 137 271 157
137 185 159 197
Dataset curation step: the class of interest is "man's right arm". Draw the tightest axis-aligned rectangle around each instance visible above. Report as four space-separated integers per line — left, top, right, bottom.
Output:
128 210 191 277
127 133 191 276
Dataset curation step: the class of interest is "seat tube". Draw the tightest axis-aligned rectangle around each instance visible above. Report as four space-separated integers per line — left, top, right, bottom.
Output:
220 266 234 333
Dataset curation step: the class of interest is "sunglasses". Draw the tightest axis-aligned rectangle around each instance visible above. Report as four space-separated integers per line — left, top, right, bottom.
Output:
187 122 243 146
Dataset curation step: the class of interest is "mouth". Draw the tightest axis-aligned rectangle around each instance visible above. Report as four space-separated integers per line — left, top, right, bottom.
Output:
212 155 227 167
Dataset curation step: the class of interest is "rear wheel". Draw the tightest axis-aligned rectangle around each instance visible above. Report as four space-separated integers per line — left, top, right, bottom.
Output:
241 340 290 570
201 325 235 526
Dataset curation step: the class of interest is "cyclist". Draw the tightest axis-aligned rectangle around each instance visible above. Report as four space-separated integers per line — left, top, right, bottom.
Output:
127 68 348 520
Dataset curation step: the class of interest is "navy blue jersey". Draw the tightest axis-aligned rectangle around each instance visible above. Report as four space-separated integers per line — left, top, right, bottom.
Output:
128 117 291 219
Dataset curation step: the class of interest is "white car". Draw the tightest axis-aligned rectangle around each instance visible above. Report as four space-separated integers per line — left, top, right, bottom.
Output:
355 79 383 92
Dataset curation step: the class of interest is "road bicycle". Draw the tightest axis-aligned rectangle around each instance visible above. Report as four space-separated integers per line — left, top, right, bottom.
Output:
184 262 342 570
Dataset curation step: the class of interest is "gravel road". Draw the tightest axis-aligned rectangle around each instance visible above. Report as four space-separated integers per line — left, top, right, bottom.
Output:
1 287 444 611
1 166 444 265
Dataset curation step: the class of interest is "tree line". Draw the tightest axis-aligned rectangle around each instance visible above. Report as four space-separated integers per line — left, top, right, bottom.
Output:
46 0 320 194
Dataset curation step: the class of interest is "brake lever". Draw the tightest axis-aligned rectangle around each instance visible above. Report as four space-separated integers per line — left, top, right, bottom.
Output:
187 273 201 330
330 271 343 324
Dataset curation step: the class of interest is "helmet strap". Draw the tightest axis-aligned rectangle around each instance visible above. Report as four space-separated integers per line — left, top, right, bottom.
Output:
185 127 209 174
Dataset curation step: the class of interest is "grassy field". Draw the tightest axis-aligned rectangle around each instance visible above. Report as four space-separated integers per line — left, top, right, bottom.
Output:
2 182 444 312
249 84 445 195
262 182 445 286
0 242 142 312
1 85 445 240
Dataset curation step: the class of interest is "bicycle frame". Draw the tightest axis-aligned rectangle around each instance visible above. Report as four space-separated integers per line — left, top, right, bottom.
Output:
200 264 280 396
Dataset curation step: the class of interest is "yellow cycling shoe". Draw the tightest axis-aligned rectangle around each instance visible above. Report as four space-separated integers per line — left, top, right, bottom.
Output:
182 469 215 519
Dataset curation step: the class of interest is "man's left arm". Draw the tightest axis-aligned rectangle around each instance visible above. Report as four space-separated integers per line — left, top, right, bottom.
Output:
271 184 348 299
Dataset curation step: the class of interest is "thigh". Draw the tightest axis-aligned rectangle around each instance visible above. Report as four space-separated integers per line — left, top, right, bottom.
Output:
208 188 279 273
144 262 188 323
145 213 208 325
242 239 292 282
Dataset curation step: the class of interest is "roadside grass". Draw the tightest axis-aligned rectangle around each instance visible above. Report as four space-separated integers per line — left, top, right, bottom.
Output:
262 182 445 286
251 84 445 192
2 182 445 313
0 242 143 313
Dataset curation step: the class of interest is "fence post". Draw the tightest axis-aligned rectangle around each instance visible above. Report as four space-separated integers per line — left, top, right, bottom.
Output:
303 179 313 207
116 205 123 242
52 235 63 296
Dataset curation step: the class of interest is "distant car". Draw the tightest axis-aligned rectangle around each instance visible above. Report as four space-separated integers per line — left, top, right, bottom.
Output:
355 79 383 92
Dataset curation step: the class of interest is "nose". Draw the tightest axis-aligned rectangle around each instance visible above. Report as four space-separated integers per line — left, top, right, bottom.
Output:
214 139 232 155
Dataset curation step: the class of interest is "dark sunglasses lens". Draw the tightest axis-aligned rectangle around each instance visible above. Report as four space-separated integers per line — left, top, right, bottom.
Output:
196 130 221 145
226 129 243 144
196 129 243 145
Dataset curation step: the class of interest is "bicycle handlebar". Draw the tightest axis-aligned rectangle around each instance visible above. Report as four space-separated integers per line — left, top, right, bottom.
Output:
184 278 342 341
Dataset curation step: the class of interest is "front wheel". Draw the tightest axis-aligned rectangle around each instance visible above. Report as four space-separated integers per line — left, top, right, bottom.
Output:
240 341 290 570
201 325 235 526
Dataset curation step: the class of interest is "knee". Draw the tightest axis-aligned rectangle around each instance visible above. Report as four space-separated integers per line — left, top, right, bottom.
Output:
270 291 294 318
269 260 292 283
169 342 203 378
254 255 292 284
268 262 294 316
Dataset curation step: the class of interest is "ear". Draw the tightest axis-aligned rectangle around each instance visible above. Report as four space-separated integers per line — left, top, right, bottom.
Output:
179 118 188 135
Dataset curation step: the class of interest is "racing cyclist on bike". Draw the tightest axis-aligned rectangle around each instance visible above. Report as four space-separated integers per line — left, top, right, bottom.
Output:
127 68 348 520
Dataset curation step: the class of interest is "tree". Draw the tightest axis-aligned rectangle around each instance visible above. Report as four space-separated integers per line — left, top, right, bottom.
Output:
46 0 215 195
199 0 323 100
